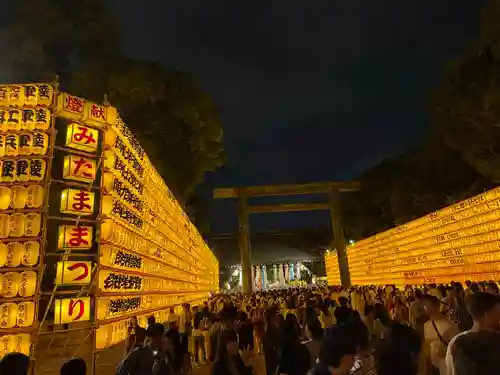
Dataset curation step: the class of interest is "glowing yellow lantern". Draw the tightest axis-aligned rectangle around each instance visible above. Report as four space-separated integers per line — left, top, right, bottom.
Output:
24 213 41 237
103 150 116 169
100 219 113 241
19 271 37 297
26 185 44 208
95 324 112 349
0 303 18 328
18 133 32 156
0 135 5 157
0 187 10 210
34 84 55 108
56 93 86 121
16 301 35 327
1 159 16 182
34 108 51 130
31 132 48 155
9 213 25 237
0 335 11 358
56 261 92 286
104 129 117 147
21 108 35 131
101 195 113 215
54 297 91 324
63 155 97 183
58 225 93 250
65 123 99 153
0 243 6 266
28 159 46 181
13 159 28 182
22 241 39 266
6 242 22 267
11 334 30 356
60 188 95 216
6 109 22 131
8 85 23 107
102 172 114 192
0 86 8 107
10 186 27 209
4 134 18 156
84 102 116 128
2 272 20 298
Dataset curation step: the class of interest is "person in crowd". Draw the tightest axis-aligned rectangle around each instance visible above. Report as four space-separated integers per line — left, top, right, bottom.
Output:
60 358 87 375
168 307 180 328
0 352 30 375
378 322 421 375
263 311 281 375
423 295 459 375
318 304 333 329
192 305 207 366
445 292 500 375
126 327 147 354
209 315 223 362
303 318 324 367
115 322 165 375
277 316 310 375
334 296 353 325
212 330 252 375
179 304 191 357
451 330 500 375
309 325 359 375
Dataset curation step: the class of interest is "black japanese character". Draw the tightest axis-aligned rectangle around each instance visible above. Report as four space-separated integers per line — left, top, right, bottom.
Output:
32 133 45 149
5 135 17 152
19 134 31 150
39 85 50 99
24 85 36 99
16 160 29 177
2 160 15 179
22 109 34 123
0 111 5 125
0 87 7 100
35 108 47 123
29 159 44 178
7 110 19 124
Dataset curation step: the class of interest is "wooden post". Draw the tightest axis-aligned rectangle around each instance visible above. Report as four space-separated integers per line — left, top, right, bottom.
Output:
237 196 252 294
328 187 351 288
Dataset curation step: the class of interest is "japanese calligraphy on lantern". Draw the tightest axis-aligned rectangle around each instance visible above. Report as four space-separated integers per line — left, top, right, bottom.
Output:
0 84 55 108
63 155 97 183
65 123 99 153
55 92 117 127
0 108 51 132
56 261 92 286
0 132 49 157
57 225 93 250
0 159 46 183
60 189 95 216
55 93 86 121
54 297 91 324
83 103 117 128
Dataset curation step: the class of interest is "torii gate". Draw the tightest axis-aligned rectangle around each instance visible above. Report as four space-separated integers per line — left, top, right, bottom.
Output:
213 182 360 293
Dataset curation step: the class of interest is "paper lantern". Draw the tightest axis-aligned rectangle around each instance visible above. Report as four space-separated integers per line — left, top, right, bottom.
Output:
19 271 37 297
58 225 93 250
101 195 113 215
54 297 91 324
63 155 97 183
16 301 35 327
2 272 20 298
10 186 27 209
60 188 95 216
24 213 41 237
0 303 18 328
1 159 15 182
5 109 22 131
100 219 113 241
65 123 99 153
103 150 116 169
56 261 92 286
95 324 112 349
34 108 51 130
0 335 11 358
7 85 23 107
84 102 116 128
11 334 30 356
32 132 48 155
0 244 6 266
0 135 4 157
17 133 32 156
0 187 10 210
4 134 18 156
6 242 22 267
56 93 86 121
22 241 39 266
104 129 117 147
26 185 44 208
9 213 25 237
13 159 28 182
28 159 46 181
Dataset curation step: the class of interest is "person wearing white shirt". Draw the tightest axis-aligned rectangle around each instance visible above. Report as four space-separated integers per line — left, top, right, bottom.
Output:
445 292 500 375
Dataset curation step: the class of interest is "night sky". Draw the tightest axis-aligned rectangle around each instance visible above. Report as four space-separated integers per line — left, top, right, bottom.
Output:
106 0 485 234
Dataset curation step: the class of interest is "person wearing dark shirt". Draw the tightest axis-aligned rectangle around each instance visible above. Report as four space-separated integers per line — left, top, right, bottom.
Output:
334 297 353 326
212 330 252 375
277 317 310 375
264 313 281 375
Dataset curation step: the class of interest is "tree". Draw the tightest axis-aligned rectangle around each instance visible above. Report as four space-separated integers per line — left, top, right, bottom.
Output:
70 58 225 201
431 0 500 182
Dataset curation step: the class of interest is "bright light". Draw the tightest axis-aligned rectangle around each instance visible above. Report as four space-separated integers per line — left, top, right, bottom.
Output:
349 239 355 244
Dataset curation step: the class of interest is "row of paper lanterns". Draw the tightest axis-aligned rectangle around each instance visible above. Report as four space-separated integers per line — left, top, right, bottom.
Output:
0 185 44 210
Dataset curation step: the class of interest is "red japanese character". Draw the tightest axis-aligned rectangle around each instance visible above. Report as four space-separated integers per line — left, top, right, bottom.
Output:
72 157 94 178
73 126 97 145
66 96 84 113
90 104 105 120
72 191 91 211
68 299 85 321
68 226 90 247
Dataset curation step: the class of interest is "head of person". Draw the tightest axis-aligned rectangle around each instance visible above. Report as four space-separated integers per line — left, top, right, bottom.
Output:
423 295 441 316
134 327 147 346
466 292 500 330
147 315 156 326
0 353 30 375
146 323 165 349
217 330 239 361
169 307 175 314
378 323 421 375
318 326 358 375
130 316 138 326
60 358 86 375
487 282 499 295
452 330 500 375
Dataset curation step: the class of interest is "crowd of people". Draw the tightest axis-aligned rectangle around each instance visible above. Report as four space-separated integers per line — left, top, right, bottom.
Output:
2 281 500 375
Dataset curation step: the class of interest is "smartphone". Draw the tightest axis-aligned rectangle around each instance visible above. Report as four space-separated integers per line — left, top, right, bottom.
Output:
349 357 363 374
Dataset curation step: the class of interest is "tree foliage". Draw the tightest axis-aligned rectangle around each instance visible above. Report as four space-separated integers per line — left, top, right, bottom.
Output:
3 0 225 207
431 0 500 182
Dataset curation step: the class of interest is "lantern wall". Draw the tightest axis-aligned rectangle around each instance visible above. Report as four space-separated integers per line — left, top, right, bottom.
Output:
341 187 500 285
324 251 341 286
